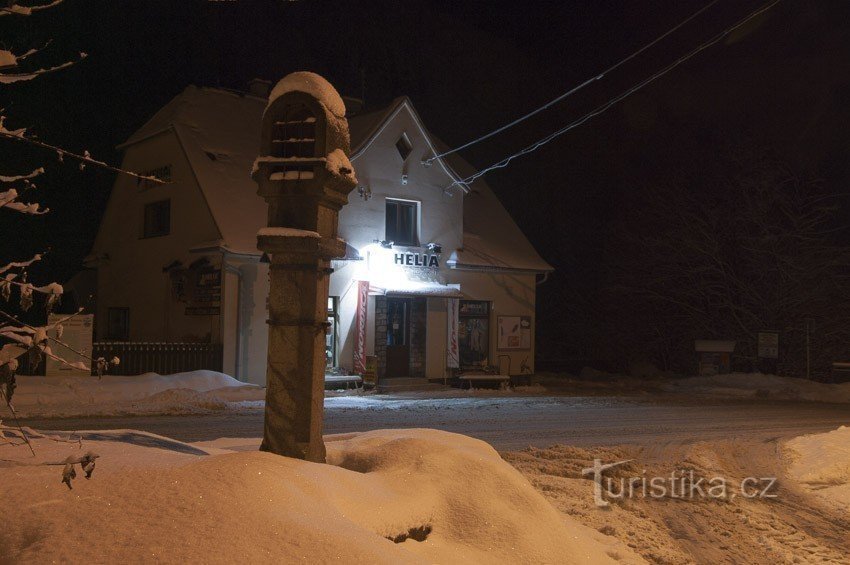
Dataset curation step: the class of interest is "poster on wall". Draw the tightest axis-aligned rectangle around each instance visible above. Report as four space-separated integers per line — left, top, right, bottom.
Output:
497 315 532 350
45 314 94 376
173 266 222 316
447 298 459 369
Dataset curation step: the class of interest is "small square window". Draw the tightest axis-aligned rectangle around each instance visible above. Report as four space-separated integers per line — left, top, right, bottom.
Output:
395 134 412 161
143 199 170 238
106 307 129 341
386 199 419 246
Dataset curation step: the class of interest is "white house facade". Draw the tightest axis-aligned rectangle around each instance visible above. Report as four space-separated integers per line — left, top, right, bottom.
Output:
85 84 552 386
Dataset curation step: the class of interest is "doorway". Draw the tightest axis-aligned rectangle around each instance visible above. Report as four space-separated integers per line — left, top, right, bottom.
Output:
386 297 410 377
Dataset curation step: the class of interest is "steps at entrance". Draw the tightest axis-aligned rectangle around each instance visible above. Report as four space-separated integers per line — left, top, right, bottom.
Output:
376 377 448 393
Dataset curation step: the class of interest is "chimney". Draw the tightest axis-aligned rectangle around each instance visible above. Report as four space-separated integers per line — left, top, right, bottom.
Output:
247 78 272 98
342 96 364 116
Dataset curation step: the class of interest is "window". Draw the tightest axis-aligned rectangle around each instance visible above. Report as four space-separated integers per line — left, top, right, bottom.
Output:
326 296 338 368
106 307 129 341
272 103 316 158
386 199 419 246
395 133 412 161
143 199 170 238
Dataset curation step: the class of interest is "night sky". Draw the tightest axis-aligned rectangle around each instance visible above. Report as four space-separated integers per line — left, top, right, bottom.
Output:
3 0 849 369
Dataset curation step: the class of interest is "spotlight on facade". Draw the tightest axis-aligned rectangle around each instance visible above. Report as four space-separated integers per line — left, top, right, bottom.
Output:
401 174 409 185
380 240 394 249
427 242 442 253
357 184 372 201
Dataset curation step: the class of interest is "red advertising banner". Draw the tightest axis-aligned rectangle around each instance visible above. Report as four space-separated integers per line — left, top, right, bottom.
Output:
353 280 369 374
447 298 459 368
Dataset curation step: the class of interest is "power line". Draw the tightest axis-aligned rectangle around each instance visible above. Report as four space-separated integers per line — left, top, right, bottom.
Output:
449 0 781 190
424 0 721 165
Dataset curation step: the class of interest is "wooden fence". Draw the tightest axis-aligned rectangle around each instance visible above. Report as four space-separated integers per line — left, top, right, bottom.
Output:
91 342 223 376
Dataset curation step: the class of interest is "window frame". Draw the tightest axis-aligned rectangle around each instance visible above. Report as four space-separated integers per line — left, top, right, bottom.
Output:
142 199 171 238
395 132 412 161
385 198 420 247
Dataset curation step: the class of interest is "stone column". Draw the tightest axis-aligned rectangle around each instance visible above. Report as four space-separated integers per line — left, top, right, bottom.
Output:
253 72 357 462
258 234 345 462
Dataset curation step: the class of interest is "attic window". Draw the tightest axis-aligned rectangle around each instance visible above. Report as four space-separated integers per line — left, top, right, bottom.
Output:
395 133 412 161
272 103 316 158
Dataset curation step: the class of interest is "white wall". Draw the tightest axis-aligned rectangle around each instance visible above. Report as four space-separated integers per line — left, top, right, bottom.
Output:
90 131 223 343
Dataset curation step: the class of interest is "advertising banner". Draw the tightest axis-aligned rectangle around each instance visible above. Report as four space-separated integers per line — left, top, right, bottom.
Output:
447 298 459 368
353 280 369 374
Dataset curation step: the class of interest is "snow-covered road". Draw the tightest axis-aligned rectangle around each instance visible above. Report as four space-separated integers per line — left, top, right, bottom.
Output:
19 395 850 450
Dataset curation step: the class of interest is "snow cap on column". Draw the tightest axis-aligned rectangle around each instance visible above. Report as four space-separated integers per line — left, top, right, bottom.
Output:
267 71 346 118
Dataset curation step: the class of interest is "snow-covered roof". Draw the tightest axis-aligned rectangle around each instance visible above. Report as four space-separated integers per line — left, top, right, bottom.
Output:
121 86 268 255
119 86 552 272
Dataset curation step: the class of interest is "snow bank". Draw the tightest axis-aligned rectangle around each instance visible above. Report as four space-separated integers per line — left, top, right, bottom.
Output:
0 428 638 564
785 426 850 510
11 370 265 417
664 372 850 403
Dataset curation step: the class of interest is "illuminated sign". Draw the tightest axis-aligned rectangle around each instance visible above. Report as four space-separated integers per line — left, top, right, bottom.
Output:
394 252 439 268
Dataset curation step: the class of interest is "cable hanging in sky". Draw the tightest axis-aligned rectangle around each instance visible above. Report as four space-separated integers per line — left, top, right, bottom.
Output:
424 0 721 166
448 0 782 191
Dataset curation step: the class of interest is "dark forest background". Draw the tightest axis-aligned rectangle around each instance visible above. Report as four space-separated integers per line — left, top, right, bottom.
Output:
3 0 850 377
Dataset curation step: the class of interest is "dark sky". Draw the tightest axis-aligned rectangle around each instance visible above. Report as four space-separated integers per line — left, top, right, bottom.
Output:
3 0 850 361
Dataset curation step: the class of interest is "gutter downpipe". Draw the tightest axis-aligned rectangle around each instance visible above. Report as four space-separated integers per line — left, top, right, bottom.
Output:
224 261 243 381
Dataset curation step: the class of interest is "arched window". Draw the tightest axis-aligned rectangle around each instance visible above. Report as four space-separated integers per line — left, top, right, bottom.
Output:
271 103 316 159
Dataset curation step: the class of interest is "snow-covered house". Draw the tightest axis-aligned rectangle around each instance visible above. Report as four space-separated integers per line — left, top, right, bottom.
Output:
85 83 552 386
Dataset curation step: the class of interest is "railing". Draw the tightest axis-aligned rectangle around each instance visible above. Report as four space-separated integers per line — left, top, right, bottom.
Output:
92 342 223 376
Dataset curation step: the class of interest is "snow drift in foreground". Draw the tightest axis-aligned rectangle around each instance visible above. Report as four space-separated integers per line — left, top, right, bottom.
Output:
0 428 639 564
11 370 265 417
785 426 850 511
664 372 850 403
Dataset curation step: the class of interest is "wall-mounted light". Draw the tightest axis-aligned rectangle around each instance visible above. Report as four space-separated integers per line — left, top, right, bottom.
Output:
401 174 409 186
426 242 442 253
380 240 394 249
357 184 372 201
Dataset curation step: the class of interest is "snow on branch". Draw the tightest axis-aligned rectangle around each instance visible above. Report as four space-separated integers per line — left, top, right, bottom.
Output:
0 254 43 275
0 118 169 185
0 0 63 17
0 53 86 84
0 168 44 183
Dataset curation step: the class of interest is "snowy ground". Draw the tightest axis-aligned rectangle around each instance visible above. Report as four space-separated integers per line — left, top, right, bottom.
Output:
12 369 850 421
9 370 265 418
662 372 850 403
4 422 850 563
0 427 640 564
6 369 850 562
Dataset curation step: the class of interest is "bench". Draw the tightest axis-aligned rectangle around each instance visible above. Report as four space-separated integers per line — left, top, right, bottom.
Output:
457 373 510 390
324 374 363 390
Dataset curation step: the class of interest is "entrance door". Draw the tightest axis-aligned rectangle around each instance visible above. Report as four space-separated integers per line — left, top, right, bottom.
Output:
386 297 410 377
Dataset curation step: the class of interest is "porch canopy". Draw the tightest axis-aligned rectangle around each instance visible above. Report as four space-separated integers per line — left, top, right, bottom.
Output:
368 282 463 298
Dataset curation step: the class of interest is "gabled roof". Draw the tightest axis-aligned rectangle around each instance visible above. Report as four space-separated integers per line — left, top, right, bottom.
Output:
120 86 269 255
119 86 552 272
349 98 551 272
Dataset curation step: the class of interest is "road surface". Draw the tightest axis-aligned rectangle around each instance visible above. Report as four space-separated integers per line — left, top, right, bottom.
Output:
19 395 850 450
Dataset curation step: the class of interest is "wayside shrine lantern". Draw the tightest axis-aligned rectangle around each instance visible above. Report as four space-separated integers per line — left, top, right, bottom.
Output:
253 72 357 461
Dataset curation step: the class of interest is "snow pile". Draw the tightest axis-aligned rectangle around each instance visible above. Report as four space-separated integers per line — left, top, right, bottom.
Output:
267 71 346 117
0 428 638 563
325 147 357 182
11 370 265 417
785 426 850 510
664 372 850 403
